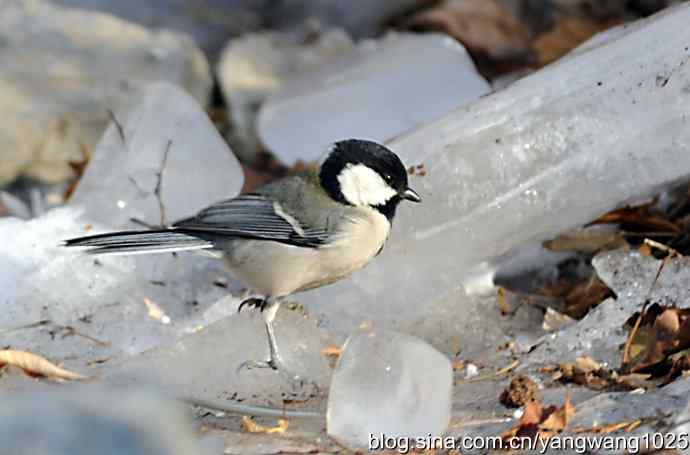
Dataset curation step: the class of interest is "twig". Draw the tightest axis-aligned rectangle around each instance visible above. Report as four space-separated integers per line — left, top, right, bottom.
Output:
107 109 126 145
154 140 172 228
0 320 51 335
129 217 158 229
127 177 148 198
181 395 323 419
622 244 678 366
59 326 111 347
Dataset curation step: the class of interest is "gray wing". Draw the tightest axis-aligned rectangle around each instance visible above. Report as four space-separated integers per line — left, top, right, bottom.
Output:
173 193 330 248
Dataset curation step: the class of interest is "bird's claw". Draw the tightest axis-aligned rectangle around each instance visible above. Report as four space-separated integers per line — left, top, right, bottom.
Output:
236 358 277 372
237 297 269 314
236 358 318 393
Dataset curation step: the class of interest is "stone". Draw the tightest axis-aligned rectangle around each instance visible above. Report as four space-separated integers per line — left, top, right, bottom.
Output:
0 0 211 185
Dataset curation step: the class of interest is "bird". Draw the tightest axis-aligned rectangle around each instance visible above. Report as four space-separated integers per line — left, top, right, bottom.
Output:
64 139 421 379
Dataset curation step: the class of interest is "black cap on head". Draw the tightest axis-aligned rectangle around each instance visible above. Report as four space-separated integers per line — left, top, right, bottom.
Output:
320 139 420 220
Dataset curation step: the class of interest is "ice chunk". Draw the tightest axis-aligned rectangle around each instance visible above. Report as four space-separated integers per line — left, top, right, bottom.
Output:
327 330 452 449
70 82 243 229
258 33 491 164
0 387 200 455
105 305 332 402
217 29 355 162
0 0 211 185
0 208 246 367
0 83 246 369
297 4 690 341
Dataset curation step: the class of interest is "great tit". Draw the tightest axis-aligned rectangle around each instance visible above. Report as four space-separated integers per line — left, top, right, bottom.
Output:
65 139 421 378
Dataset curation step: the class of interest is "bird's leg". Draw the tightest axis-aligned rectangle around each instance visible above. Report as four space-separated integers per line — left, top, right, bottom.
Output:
236 297 319 394
236 299 292 374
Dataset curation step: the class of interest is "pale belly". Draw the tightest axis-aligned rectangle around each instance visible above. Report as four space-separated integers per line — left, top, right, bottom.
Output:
220 209 390 297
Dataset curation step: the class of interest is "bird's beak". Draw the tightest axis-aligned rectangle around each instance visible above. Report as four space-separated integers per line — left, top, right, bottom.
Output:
401 187 422 203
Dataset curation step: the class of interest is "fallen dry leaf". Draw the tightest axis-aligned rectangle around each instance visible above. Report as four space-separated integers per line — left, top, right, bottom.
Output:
629 307 690 373
241 416 289 434
320 346 342 357
615 373 654 390
406 0 533 68
539 395 575 433
451 359 465 372
573 420 640 434
564 276 614 319
543 308 576 332
321 345 342 369
551 356 611 390
544 229 627 254
407 163 427 177
63 143 92 200
0 350 87 381
660 353 690 385
590 205 681 235
143 297 171 324
533 16 621 66
501 394 574 442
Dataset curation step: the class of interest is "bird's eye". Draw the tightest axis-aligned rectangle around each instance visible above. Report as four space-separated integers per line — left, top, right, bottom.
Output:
383 174 392 183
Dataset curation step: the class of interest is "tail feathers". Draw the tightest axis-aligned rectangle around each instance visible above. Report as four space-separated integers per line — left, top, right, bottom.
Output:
63 229 213 256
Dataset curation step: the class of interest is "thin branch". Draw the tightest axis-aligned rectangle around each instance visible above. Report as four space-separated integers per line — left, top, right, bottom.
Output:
0 320 51 335
154 140 172 228
107 109 126 145
127 176 148 198
129 217 158 229
59 326 111 347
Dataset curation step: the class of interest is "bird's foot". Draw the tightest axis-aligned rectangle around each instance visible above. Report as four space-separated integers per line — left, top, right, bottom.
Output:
237 297 269 313
236 357 319 395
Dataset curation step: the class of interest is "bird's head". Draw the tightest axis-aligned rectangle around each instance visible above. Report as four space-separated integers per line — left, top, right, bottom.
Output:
319 139 421 220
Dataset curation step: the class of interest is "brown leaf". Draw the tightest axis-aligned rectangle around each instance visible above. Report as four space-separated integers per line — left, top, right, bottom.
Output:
564 276 614 319
501 395 575 442
589 205 681 235
533 17 622 66
552 357 611 390
544 229 627 254
573 420 638 434
501 399 542 440
63 143 92 200
540 394 575 432
240 416 289 434
320 346 342 357
631 307 690 372
543 308 576 332
660 354 690 385
407 0 533 66
615 373 654 390
575 356 601 372
0 350 87 381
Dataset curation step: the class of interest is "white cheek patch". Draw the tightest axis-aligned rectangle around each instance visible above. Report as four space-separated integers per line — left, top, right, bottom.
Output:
337 164 398 206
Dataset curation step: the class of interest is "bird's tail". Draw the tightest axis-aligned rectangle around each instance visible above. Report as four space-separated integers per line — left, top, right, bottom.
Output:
63 229 213 256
